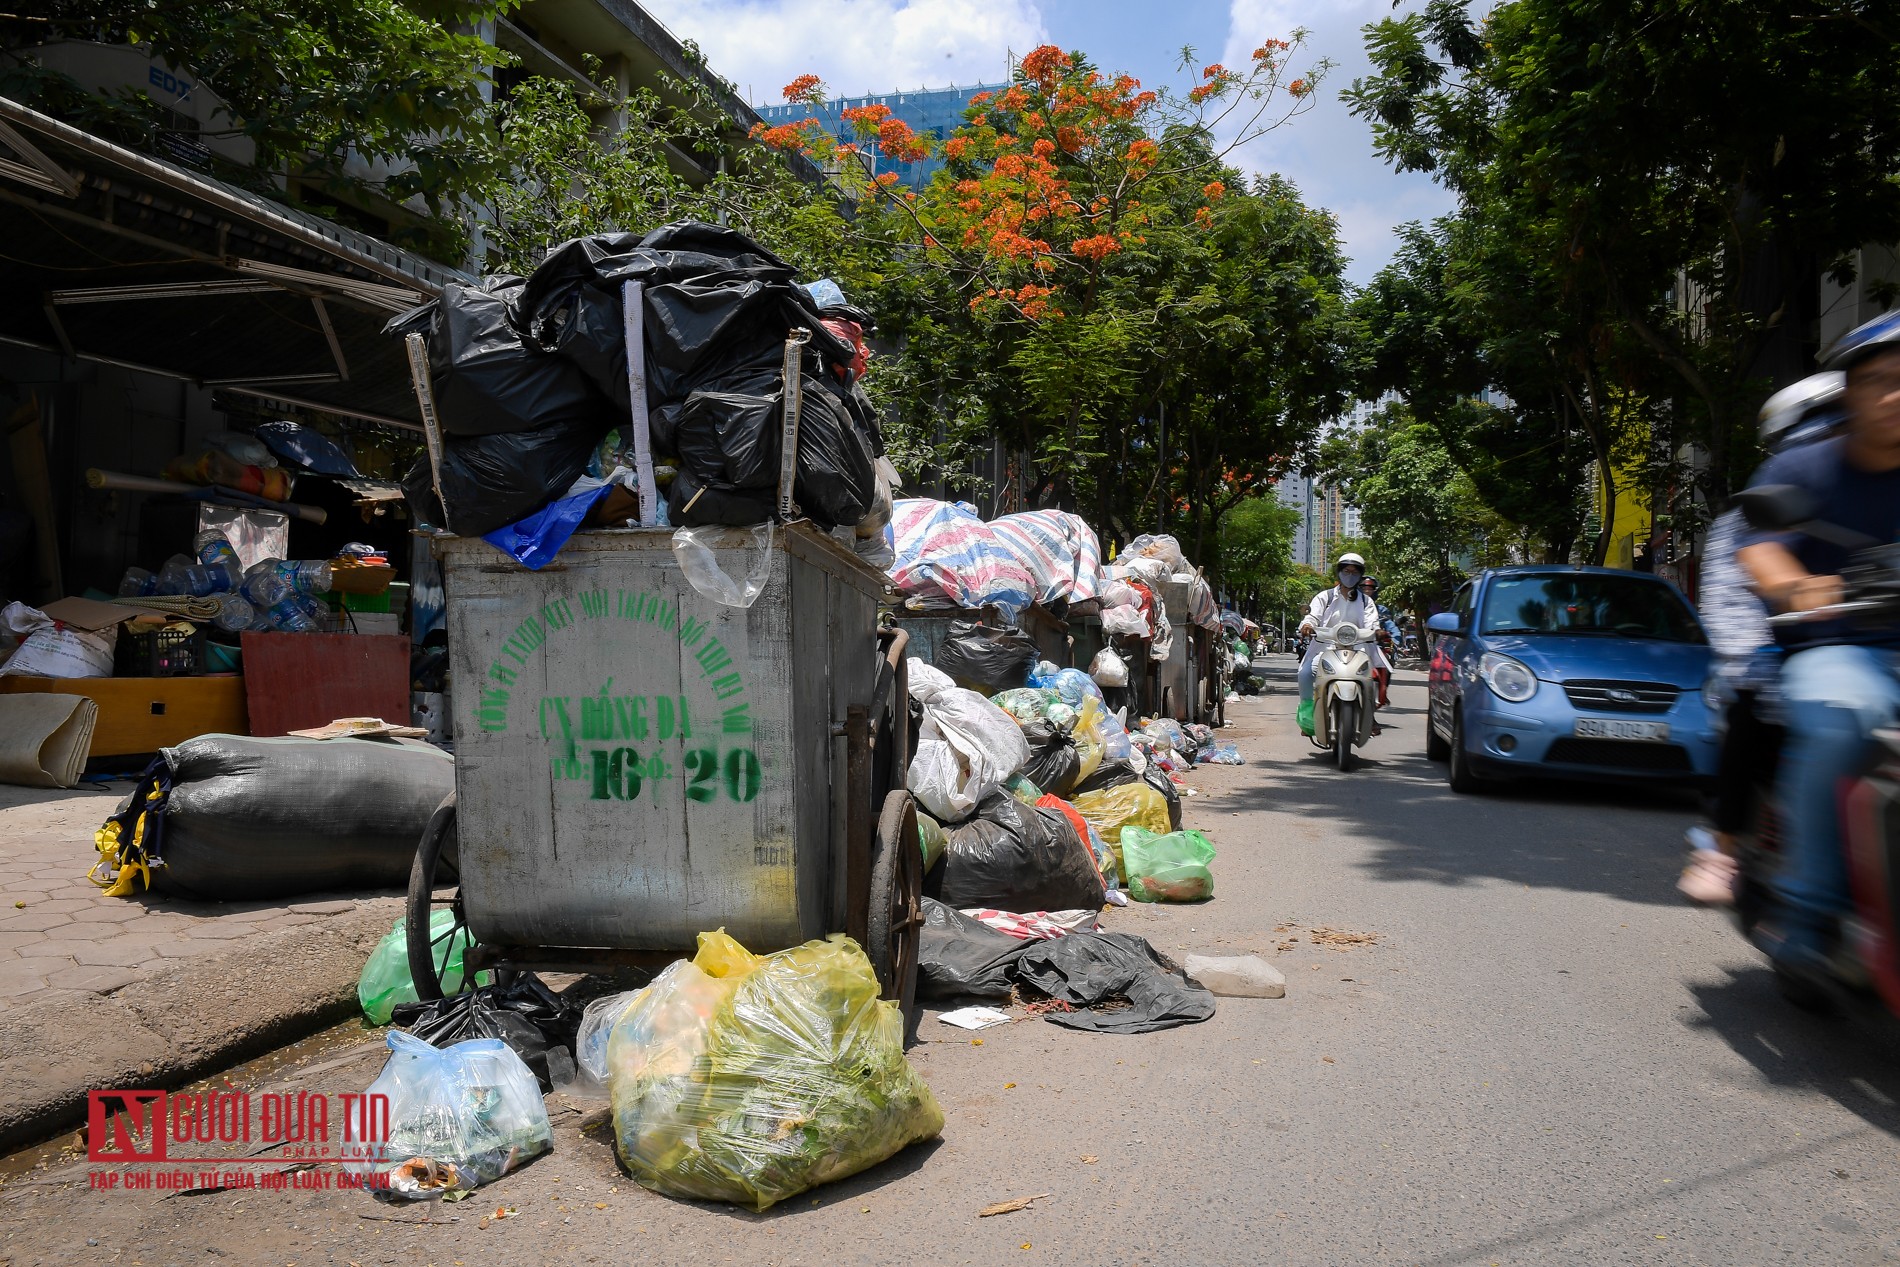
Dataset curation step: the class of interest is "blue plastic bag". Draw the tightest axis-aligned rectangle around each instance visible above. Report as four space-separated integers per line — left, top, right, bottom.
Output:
482 483 616 570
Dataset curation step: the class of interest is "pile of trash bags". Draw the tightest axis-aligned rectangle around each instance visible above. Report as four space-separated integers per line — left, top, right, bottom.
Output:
391 222 892 568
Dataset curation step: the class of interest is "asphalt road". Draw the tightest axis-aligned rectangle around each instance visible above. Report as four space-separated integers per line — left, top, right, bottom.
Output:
5 663 1898 1266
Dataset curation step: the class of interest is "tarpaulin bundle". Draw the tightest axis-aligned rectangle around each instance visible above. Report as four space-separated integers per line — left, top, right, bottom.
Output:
987 510 1107 606
1182 574 1221 630
888 499 1037 621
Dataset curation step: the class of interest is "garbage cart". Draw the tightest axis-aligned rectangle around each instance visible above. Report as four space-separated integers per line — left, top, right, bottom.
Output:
404 524 924 1016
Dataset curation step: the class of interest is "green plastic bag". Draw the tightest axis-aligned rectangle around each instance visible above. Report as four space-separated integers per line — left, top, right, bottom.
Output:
357 911 479 1024
607 931 944 1211
1119 827 1216 903
918 812 948 872
1296 698 1314 736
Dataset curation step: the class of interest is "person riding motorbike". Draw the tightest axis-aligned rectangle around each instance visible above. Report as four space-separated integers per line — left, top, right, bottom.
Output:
1677 371 1846 904
1297 553 1391 735
1362 576 1397 708
1736 311 1900 978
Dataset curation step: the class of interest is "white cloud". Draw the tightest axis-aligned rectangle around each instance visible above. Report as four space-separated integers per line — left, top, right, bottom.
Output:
1214 0 1456 283
642 0 1049 104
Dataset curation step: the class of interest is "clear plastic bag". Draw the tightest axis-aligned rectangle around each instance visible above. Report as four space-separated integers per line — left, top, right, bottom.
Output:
574 989 644 1094
348 1031 553 1198
607 931 943 1211
358 912 480 1025
1070 782 1173 873
1119 827 1217 903
1101 604 1149 637
670 522 774 609
1089 647 1130 686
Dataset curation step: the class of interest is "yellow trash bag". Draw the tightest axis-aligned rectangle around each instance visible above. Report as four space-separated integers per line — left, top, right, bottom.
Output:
607 930 943 1211
1069 696 1107 788
1070 780 1172 874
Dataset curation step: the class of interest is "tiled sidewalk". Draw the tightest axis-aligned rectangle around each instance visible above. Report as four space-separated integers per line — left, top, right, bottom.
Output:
0 783 401 1005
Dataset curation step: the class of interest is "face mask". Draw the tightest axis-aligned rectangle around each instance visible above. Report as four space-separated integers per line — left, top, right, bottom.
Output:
1339 571 1362 587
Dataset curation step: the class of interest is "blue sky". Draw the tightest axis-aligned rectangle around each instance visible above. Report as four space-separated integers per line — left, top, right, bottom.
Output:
642 0 1455 284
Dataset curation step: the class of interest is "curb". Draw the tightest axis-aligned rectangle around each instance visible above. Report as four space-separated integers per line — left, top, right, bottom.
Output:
0 905 397 1153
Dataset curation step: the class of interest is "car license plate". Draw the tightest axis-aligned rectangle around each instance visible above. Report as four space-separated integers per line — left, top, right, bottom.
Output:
1575 718 1669 742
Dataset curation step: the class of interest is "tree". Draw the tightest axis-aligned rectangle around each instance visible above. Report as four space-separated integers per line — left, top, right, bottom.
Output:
3 2 517 256
1345 0 1900 547
1317 402 1496 613
1217 495 1301 616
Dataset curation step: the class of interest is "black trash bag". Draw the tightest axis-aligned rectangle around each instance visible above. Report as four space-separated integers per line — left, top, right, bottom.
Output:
146 736 454 900
1013 931 1216 1035
927 791 1103 913
673 388 781 491
389 975 583 1090
1142 763 1185 832
917 898 1028 1000
667 374 875 530
403 409 612 538
667 465 776 527
934 621 1037 695
1018 717 1081 798
397 279 617 440
792 375 877 527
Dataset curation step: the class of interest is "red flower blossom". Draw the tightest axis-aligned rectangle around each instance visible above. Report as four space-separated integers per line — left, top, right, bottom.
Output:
781 74 824 103
1071 234 1121 262
1203 180 1226 200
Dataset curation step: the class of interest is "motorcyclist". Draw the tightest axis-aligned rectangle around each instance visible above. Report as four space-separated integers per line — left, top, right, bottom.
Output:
1677 372 1845 905
1362 576 1398 708
1737 311 1900 976
1296 552 1391 735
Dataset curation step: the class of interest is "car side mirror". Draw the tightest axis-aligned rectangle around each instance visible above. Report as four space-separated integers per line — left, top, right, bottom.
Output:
1734 484 1816 531
1426 612 1464 636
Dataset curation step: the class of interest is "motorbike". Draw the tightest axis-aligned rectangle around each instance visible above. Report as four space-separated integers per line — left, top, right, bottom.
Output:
1306 622 1378 771
1732 484 1900 1020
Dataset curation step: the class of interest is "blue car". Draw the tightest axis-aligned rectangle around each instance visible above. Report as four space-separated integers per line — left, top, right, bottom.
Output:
1424 567 1719 793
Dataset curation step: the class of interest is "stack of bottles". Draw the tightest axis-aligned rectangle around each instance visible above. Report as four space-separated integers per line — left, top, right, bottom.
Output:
119 532 336 634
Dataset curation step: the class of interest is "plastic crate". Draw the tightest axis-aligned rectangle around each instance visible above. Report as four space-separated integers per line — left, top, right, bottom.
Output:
114 624 208 677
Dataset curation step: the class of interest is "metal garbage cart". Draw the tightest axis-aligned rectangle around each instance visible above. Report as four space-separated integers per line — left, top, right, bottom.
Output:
404 523 924 1015
892 602 1069 672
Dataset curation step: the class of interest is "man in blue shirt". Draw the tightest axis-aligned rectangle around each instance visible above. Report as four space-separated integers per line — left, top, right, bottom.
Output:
1738 312 1900 974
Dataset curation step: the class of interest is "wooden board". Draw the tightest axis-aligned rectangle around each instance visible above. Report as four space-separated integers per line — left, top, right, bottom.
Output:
238 633 410 737
0 674 248 757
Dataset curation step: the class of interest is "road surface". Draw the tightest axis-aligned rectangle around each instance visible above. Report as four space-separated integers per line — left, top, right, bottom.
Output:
5 664 1896 1265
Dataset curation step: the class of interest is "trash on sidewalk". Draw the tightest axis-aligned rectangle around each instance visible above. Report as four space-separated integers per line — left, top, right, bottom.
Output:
907 663 1030 824
607 930 942 1211
1119 827 1216 903
929 790 1104 914
90 734 453 899
573 989 643 1095
1183 953 1285 998
939 1005 1013 1030
359 912 482 1026
349 1031 553 1198
390 974 582 1091
961 908 1098 940
978 1192 1052 1217
917 898 1027 1000
1194 742 1244 765
1012 932 1216 1034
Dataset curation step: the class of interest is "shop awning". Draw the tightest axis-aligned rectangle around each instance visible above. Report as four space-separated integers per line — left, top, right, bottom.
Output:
0 98 475 431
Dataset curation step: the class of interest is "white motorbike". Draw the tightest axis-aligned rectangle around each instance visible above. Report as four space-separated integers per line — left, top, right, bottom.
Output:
1307 622 1378 771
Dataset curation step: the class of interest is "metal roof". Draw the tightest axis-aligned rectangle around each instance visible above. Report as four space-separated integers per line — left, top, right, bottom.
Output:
0 97 477 430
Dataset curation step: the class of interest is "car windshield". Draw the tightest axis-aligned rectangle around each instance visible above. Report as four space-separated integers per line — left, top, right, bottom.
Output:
1479 574 1706 644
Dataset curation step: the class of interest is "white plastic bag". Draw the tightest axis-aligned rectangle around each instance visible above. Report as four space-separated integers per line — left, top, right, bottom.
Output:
907 686 1031 823
348 1032 553 1198
671 522 774 609
1089 647 1130 687
1100 604 1148 637
1102 580 1140 609
0 602 115 678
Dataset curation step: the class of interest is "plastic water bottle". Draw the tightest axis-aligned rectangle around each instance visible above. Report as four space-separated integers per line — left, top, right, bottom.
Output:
211 594 255 633
192 530 242 592
282 560 332 596
157 554 220 597
118 567 159 597
240 561 291 609
264 596 316 632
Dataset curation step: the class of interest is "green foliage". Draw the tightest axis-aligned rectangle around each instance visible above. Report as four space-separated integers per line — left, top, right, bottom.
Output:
1345 0 1900 559
1316 402 1506 610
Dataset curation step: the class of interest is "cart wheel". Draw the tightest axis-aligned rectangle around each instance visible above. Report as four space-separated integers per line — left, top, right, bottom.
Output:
867 790 923 1018
405 791 471 1003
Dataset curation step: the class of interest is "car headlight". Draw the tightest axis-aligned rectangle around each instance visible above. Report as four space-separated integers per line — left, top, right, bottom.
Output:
1479 651 1538 703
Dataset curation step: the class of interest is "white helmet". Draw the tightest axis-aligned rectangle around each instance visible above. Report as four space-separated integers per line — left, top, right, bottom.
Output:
1758 372 1845 451
1336 552 1366 572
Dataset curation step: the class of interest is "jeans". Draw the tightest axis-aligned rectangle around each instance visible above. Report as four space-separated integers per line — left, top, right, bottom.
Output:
1773 645 1900 926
